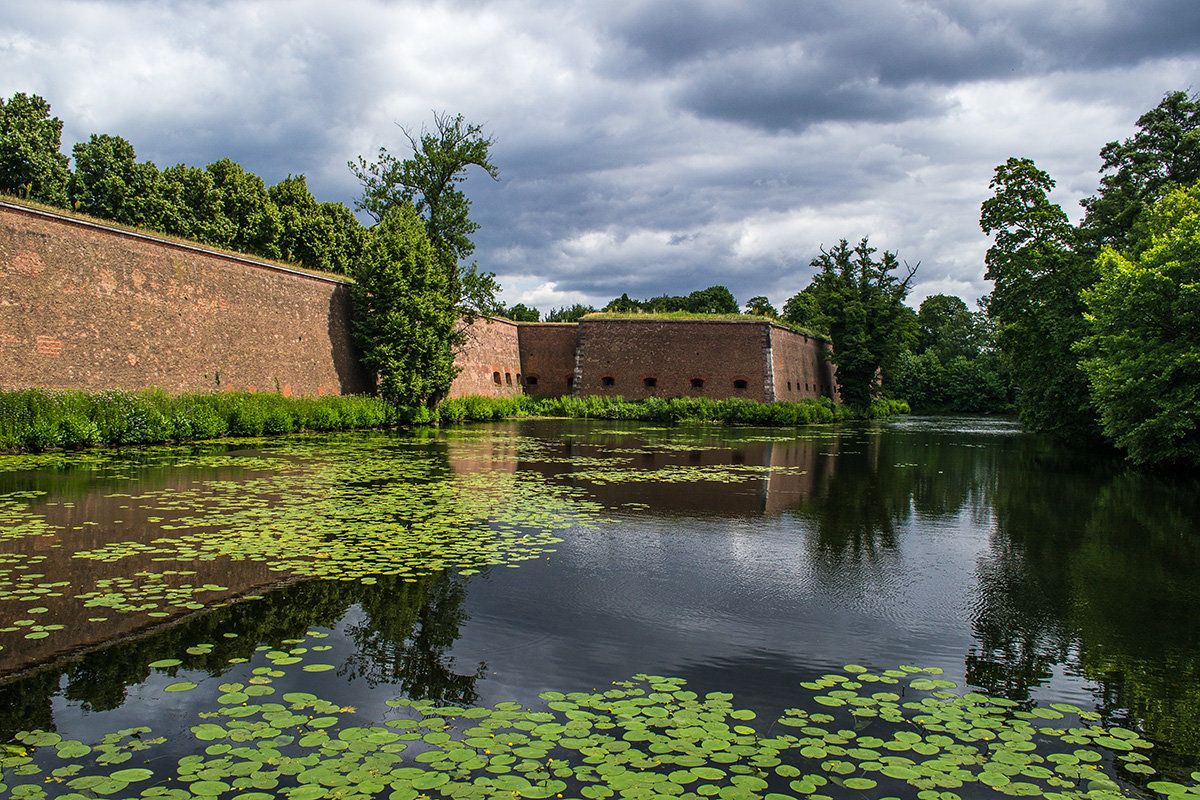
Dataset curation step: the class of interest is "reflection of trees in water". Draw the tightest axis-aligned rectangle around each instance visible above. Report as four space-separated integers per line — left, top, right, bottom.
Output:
344 572 484 705
795 426 992 564
966 441 1090 701
1073 473 1200 770
975 439 1200 769
0 568 481 738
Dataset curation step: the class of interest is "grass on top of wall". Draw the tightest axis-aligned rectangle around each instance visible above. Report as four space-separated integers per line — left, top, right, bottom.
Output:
580 311 825 340
0 195 350 284
0 388 393 452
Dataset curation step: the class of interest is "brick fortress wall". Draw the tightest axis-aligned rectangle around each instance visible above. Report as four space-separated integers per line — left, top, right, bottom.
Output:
567 318 839 403
768 325 840 403
1 200 839 405
0 201 371 396
447 317 523 398
515 323 578 396
572 319 773 402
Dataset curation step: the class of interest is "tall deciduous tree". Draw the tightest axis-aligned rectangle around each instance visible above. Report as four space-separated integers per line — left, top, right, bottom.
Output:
1081 90 1200 252
269 175 364 274
781 285 829 336
980 157 1098 440
351 113 499 312
351 204 460 409
0 92 69 205
69 134 171 227
1078 181 1200 468
205 158 282 259
805 238 917 408
744 296 778 318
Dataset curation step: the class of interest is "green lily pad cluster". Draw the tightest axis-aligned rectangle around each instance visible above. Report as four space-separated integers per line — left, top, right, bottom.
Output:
0 435 609 651
3 635 1197 800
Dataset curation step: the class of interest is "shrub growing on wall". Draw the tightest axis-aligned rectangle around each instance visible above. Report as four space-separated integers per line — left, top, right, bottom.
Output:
351 205 460 409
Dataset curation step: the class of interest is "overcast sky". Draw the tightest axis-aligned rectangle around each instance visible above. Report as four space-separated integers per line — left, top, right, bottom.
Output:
4 0 1199 312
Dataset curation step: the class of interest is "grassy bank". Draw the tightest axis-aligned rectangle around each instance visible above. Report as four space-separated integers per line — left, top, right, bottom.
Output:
0 388 393 451
0 388 908 453
425 393 908 426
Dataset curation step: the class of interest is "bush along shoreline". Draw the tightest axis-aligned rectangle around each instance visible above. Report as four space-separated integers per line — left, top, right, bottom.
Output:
419 393 908 427
0 388 909 453
0 389 395 452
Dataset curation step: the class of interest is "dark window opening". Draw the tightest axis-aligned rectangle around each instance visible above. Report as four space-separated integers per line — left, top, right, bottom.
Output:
787 381 792 391
516 373 521 384
505 373 512 385
493 371 501 384
733 379 748 390
691 378 704 389
567 376 574 387
601 376 615 387
526 376 538 386
643 377 657 388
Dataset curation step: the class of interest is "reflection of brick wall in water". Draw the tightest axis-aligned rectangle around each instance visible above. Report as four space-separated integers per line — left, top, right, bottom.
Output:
0 201 370 396
0 477 292 677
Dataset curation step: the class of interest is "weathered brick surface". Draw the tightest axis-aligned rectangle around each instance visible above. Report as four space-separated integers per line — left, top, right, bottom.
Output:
448 317 523 398
516 323 578 396
573 319 773 401
0 202 370 396
0 202 841 406
768 325 840 402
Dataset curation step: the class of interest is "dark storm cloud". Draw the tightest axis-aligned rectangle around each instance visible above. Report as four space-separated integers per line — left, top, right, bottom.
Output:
5 0 1199 310
602 0 1200 131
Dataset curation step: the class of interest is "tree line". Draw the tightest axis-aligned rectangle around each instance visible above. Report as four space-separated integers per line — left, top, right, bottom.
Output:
774 90 1200 469
1 93 497 412
0 93 366 274
4 90 1198 467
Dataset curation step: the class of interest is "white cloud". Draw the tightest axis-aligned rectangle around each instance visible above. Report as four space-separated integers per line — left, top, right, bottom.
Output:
3 0 1198 316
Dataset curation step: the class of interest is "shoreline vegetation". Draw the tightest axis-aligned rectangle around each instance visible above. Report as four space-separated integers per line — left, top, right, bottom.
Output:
0 388 909 453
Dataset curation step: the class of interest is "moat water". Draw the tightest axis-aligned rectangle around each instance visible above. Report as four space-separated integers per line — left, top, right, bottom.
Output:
1 416 1198 796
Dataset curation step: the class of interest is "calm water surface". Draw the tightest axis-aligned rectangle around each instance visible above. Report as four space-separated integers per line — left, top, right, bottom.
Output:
2 416 1198 788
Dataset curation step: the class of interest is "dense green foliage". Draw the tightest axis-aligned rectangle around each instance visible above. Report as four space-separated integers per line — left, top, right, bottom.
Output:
602 285 739 315
1081 90 1200 252
545 303 597 322
0 388 906 454
789 238 917 409
979 91 1200 461
0 92 364 273
0 388 393 451
496 302 540 322
980 157 1099 440
0 92 70 205
781 285 828 336
887 294 1013 412
1078 182 1200 467
350 206 461 409
350 112 500 314
743 295 778 318
428 393 907 427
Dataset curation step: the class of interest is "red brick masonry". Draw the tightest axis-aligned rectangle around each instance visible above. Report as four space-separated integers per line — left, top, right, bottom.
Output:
1 201 838 402
1 201 370 396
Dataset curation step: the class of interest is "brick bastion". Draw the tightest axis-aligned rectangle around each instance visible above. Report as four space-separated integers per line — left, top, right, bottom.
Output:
1 200 838 403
